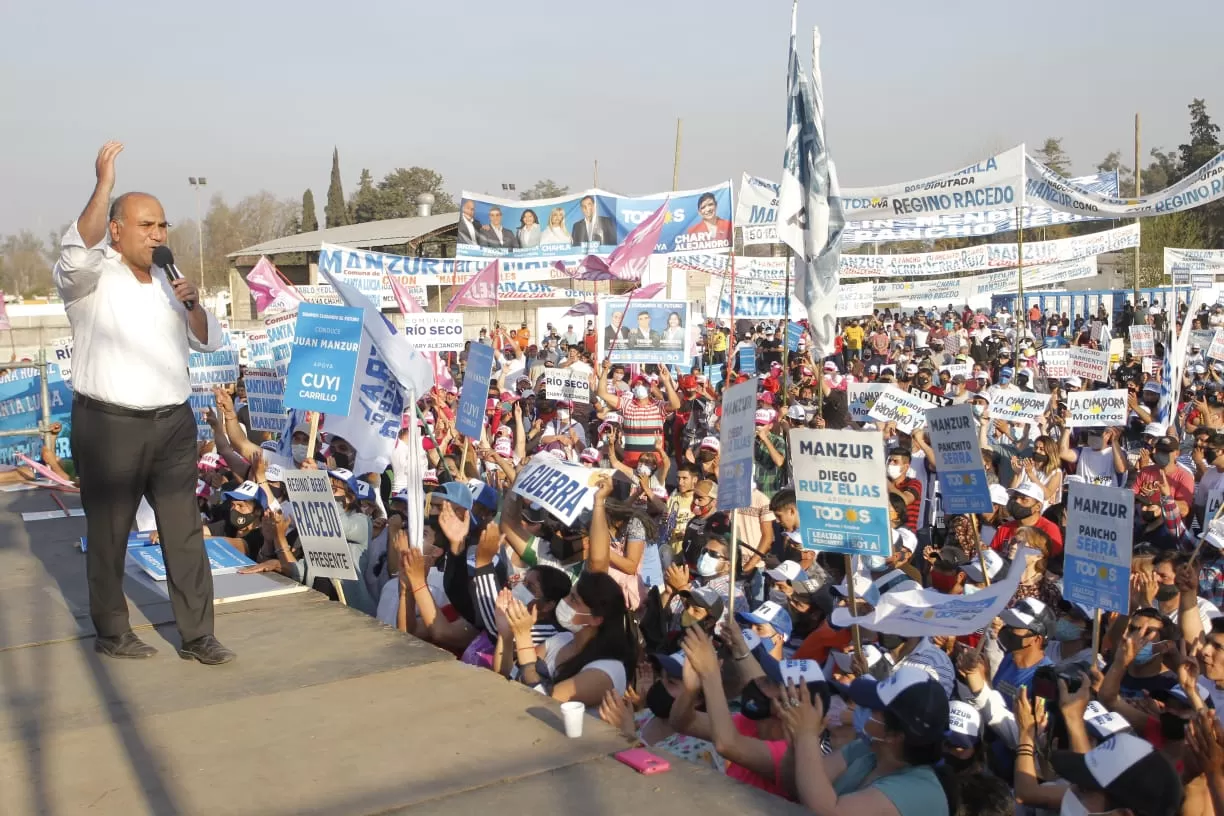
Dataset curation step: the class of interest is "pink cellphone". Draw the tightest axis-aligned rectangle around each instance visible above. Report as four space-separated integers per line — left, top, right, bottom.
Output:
615 748 671 775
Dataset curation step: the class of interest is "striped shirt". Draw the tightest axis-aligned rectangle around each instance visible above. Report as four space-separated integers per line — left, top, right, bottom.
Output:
618 393 667 452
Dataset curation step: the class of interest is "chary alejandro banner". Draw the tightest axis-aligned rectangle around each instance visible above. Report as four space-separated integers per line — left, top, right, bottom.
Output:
737 166 1119 245
454 182 733 259
1027 148 1224 218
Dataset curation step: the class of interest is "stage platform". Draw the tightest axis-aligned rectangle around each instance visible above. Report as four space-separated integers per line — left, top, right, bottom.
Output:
0 490 804 815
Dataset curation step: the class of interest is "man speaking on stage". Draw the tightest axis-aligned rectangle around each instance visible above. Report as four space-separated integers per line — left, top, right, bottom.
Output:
54 142 234 665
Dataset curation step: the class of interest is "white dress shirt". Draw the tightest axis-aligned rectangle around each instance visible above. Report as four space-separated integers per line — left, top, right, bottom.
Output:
54 222 223 409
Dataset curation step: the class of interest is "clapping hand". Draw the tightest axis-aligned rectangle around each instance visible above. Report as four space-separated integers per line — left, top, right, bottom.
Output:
598 690 637 738
505 596 537 642
774 679 826 743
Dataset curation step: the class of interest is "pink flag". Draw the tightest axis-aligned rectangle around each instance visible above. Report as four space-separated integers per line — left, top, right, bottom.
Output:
634 282 666 299
389 272 456 392
0 292 10 331
446 259 499 311
246 257 302 314
555 199 670 283
565 302 598 318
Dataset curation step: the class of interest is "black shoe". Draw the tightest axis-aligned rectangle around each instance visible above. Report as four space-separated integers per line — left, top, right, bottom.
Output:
177 635 235 665
94 632 157 659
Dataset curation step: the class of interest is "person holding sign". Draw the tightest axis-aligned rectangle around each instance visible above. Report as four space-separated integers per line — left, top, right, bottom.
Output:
53 143 233 664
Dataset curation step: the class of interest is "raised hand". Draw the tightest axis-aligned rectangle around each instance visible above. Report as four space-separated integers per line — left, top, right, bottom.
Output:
95 141 124 190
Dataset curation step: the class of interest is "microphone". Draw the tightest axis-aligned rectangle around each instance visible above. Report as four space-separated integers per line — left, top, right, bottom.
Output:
152 245 195 311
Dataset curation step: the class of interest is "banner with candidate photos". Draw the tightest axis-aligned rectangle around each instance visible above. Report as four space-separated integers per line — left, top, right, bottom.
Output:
455 182 733 259
596 297 690 367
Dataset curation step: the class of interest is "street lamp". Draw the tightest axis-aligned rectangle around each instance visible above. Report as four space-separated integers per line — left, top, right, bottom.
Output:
188 177 207 290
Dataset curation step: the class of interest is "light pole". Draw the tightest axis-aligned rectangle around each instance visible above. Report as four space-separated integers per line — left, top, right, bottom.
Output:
188 177 207 290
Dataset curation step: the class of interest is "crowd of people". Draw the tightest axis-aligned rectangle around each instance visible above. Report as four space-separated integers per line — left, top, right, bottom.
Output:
177 295 1224 816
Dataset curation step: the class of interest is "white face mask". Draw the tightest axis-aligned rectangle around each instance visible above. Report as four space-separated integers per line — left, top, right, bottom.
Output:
291 444 309 464
696 552 722 577
886 464 903 481
633 385 649 400
557 410 571 423
555 598 586 632
636 463 654 477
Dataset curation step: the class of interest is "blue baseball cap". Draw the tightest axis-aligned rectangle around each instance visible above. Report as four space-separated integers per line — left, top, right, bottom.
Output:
354 480 373 501
999 366 1014 382
735 600 793 639
222 480 266 508
467 479 499 513
430 481 474 512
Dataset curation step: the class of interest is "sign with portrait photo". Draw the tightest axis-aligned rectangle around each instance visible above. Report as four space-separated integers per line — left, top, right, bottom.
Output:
596 297 690 367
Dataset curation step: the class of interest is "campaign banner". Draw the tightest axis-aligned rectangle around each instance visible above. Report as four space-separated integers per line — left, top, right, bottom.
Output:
734 173 779 245
706 290 806 320
908 387 953 409
128 539 255 581
1066 389 1127 428
320 333 406 477
400 313 465 352
787 322 806 352
833 548 1037 637
284 303 364 413
847 383 890 422
1063 482 1133 614
839 224 1138 279
941 363 972 379
297 285 345 305
1039 348 1071 379
760 171 1119 245
842 146 1025 222
1191 329 1218 354
243 369 286 433
1209 330 1224 362
837 283 875 317
717 380 757 511
499 282 590 301
866 386 929 434
1028 148 1224 219
702 364 724 388
1129 325 1155 357
189 386 214 441
455 182 733 259
0 363 73 465
925 405 992 514
672 254 789 285
188 347 239 388
988 391 1050 426
245 328 274 369
543 367 591 404
50 338 73 383
1068 346 1111 382
511 452 611 526
873 257 1097 308
596 298 689 366
456 343 495 439
1165 247 1224 283
264 309 298 378
283 469 360 581
789 428 891 557
738 346 757 376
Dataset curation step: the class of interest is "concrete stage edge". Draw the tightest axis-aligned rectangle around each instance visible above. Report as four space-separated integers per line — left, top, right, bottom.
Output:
0 490 804 815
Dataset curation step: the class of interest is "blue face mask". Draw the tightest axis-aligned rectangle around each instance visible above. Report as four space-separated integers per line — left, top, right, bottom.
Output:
867 554 889 572
1135 643 1157 664
852 704 873 738
1053 618 1085 643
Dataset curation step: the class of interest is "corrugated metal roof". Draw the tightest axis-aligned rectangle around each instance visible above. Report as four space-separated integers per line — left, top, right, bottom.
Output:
227 212 457 258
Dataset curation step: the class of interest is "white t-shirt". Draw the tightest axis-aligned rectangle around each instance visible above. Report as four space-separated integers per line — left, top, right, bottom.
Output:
1076 447 1122 487
541 631 627 705
391 441 413 492
1195 466 1224 509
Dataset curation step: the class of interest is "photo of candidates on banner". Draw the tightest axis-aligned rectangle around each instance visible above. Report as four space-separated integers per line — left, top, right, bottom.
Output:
596 298 690 367
455 182 733 259
788 428 891 557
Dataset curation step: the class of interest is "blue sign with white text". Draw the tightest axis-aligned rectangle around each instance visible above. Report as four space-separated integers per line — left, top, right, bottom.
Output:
284 304 364 413
457 343 495 439
1062 482 1133 615
787 322 805 352
739 347 757 376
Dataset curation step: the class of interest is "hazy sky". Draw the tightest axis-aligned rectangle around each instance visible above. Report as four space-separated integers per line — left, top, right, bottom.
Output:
2 0 1219 240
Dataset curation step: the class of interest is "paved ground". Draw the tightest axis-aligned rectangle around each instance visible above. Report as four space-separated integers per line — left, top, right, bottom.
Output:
0 489 806 815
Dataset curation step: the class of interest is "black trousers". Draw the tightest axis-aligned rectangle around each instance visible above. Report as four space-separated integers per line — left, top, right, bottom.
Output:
71 397 214 642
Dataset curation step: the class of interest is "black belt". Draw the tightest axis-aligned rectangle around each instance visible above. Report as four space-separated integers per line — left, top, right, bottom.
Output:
74 394 185 420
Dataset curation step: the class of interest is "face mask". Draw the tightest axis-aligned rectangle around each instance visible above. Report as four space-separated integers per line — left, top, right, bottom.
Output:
331 450 354 469
1007 498 1035 521
768 589 791 608
740 679 774 721
1010 427 1025 442
930 571 960 593
1155 584 1179 603
229 508 254 529
645 680 676 720
1087 435 1105 451
696 552 722 578
557 410 571 422
1054 619 1085 642
636 464 654 477
291 444 309 463
886 464 903 481
867 554 889 571
1159 711 1189 741
877 633 905 651
633 385 649 400
972 404 986 419
853 705 884 742
555 598 586 632
997 628 1030 652
511 582 536 608
691 500 711 518
1153 452 1172 468
944 322 953 330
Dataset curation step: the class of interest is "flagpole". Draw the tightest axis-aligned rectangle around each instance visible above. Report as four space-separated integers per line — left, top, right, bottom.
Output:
781 251 792 408
1016 203 1026 338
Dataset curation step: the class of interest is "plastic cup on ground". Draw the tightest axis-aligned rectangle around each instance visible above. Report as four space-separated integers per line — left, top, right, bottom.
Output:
560 701 585 738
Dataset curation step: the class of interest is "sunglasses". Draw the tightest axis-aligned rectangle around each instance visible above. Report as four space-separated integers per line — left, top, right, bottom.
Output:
702 548 728 561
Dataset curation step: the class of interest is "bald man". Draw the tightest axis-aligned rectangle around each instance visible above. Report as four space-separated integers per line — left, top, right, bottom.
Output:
53 142 234 664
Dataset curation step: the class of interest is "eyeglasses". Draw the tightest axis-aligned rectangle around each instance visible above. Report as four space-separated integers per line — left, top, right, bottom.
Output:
702 548 728 561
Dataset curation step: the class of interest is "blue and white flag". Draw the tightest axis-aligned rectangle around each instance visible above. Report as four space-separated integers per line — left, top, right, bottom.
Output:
777 5 844 361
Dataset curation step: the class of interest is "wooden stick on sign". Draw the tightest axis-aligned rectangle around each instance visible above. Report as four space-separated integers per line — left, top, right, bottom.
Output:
843 554 864 660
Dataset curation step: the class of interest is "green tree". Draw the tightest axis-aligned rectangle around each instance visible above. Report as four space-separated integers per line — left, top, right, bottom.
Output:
1137 210 1206 288
325 147 348 228
350 169 379 223
1177 98 1221 183
0 231 53 297
520 179 569 200
301 189 318 232
1035 137 1072 176
1142 148 1179 192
